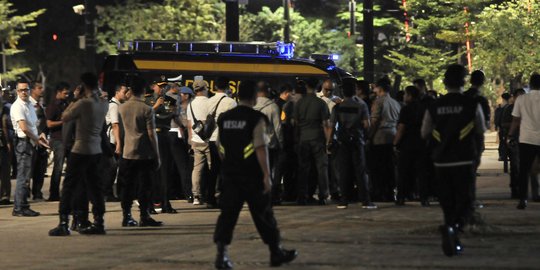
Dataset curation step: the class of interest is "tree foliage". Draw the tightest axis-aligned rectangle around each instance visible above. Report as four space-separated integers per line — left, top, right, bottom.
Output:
474 0 540 88
0 0 45 81
386 0 494 89
96 0 225 54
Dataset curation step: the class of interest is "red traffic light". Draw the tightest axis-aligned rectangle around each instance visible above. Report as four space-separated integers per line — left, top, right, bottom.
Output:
52 34 58 41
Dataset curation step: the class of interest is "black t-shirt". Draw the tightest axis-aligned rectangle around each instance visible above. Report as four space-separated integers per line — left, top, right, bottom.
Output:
46 98 68 140
397 101 423 151
464 87 490 126
0 105 7 147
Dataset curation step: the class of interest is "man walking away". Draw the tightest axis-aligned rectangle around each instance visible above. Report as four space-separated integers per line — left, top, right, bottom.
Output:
508 73 540 210
421 64 486 256
213 80 297 269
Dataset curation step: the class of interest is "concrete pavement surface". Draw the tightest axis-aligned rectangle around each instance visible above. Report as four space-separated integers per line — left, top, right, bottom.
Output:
1 132 539 270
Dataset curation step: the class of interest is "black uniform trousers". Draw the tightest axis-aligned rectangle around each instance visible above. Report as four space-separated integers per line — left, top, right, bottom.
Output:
274 148 297 201
396 148 430 201
0 147 11 200
436 164 474 227
508 142 520 196
153 131 171 208
207 142 221 204
369 144 396 201
335 141 371 204
59 153 104 217
214 174 280 246
119 159 154 216
104 148 121 199
168 132 192 199
517 143 540 201
31 145 48 199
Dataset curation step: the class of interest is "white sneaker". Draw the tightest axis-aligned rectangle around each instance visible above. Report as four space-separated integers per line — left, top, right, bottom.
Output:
193 198 201 205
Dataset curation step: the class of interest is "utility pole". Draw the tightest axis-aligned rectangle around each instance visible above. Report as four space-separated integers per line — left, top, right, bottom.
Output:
349 0 357 75
349 0 356 36
1 44 6 75
85 0 97 73
283 0 291 43
363 0 374 82
225 0 240 42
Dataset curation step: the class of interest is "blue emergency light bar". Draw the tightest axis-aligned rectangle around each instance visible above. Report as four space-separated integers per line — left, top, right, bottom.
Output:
119 40 295 59
311 53 340 61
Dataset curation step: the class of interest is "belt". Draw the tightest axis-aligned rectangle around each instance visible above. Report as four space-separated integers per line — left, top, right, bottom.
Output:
16 137 31 142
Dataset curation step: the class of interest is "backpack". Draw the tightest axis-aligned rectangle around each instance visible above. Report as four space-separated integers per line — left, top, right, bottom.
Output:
190 96 225 141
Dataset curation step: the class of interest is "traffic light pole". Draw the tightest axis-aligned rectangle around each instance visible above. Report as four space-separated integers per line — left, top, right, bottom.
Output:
85 0 96 73
283 0 291 43
225 0 240 42
363 0 374 82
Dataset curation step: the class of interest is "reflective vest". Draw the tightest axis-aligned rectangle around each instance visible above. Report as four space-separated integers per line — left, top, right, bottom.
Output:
428 93 478 165
218 105 267 178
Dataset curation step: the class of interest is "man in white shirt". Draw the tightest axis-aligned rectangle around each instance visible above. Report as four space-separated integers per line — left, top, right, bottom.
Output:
104 84 127 202
29 82 48 201
254 81 282 204
187 78 210 205
10 80 49 217
206 77 236 208
509 73 540 210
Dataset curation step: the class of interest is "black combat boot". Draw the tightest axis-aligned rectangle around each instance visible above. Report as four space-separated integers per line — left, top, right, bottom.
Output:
439 225 456 257
269 244 298 267
453 224 464 255
79 215 106 235
139 212 163 227
49 214 71 236
214 242 233 269
122 210 138 227
71 211 92 232
70 212 79 231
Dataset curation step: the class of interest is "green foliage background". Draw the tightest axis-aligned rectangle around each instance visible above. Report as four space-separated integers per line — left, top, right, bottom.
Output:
0 0 44 82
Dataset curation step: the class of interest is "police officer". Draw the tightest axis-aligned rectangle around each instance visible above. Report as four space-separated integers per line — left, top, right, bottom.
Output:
329 78 376 209
145 77 177 213
421 64 486 256
213 80 297 269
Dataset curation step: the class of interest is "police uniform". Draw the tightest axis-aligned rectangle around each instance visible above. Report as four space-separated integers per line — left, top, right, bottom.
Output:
213 105 281 247
144 92 177 213
423 92 485 256
330 98 373 207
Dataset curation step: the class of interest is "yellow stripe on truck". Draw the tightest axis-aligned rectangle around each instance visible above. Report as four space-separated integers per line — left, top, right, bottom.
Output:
134 60 328 75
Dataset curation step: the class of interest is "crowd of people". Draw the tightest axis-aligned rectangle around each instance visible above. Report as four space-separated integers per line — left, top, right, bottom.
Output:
0 64 539 260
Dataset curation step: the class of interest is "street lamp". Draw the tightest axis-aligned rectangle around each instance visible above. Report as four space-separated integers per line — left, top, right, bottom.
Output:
73 1 96 72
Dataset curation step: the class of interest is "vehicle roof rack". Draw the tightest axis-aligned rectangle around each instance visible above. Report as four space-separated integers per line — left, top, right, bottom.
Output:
118 40 295 59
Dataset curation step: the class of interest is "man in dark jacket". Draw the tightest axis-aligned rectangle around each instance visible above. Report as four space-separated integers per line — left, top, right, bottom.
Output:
421 64 486 256
213 80 297 269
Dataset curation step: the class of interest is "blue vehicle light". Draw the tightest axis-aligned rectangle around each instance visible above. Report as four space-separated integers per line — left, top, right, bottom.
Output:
276 41 295 59
331 54 340 61
326 65 336 71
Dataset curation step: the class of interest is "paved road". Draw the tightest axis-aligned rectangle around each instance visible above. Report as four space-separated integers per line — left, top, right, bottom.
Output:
1 132 539 270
